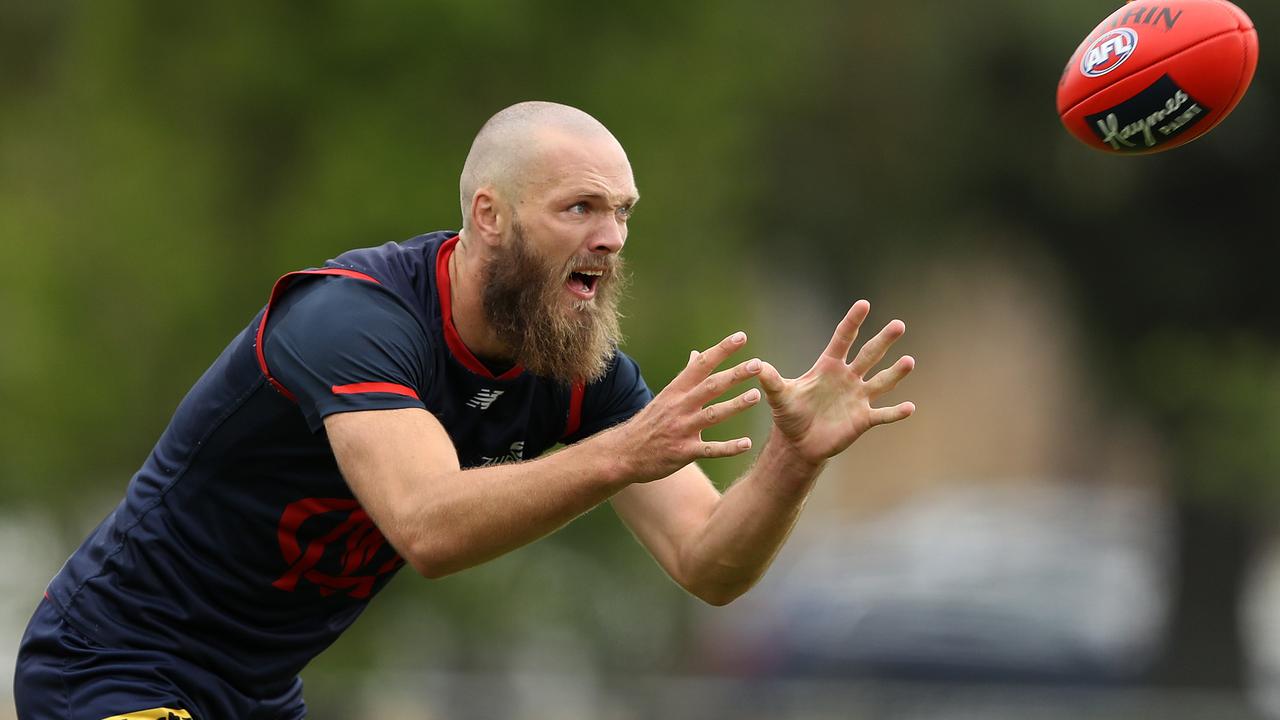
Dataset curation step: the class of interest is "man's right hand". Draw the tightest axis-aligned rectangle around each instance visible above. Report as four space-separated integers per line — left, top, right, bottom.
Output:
606 331 764 483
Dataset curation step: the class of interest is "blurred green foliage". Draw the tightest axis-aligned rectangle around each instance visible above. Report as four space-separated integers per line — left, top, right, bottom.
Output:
3 0 1280 699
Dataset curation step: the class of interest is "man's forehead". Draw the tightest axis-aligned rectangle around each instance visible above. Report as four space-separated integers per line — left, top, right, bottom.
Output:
526 130 637 200
547 174 639 205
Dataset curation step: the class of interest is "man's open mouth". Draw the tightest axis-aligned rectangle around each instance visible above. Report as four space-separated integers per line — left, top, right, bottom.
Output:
566 269 603 300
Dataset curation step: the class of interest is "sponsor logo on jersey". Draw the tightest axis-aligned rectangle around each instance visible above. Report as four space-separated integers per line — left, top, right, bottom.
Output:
1081 28 1138 78
466 389 505 410
271 498 405 599
1086 74 1209 151
480 441 526 466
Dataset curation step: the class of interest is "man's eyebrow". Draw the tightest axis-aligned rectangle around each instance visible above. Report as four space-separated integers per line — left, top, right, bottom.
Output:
568 190 641 206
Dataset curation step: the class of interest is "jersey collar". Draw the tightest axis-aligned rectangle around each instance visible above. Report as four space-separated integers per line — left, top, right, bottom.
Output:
435 236 525 381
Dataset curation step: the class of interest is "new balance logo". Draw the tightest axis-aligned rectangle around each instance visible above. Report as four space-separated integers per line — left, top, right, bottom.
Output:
480 441 526 466
466 389 505 410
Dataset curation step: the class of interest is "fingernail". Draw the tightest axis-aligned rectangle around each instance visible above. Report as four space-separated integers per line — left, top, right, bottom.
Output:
747 359 761 372
746 389 760 403
738 438 752 449
689 350 698 362
731 331 746 343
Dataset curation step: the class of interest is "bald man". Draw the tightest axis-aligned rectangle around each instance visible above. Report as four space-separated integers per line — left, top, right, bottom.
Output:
14 101 915 719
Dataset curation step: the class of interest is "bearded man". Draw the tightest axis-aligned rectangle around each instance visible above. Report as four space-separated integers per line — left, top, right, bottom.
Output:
14 101 916 719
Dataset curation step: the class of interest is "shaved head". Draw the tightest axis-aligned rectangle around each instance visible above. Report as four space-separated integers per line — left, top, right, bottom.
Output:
459 101 623 230
450 102 637 382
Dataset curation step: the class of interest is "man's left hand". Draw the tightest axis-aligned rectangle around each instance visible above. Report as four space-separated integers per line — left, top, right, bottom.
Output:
757 300 915 466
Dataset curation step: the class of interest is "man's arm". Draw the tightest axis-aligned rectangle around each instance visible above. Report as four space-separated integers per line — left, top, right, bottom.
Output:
611 300 915 605
325 332 766 579
327 407 625 578
608 439 816 606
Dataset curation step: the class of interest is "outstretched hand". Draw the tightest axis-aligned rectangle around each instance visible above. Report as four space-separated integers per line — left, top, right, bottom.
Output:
757 300 915 465
612 301 913 483
613 331 764 482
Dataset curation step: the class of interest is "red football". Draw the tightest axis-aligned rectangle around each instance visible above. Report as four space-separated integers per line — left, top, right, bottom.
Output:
1057 0 1259 154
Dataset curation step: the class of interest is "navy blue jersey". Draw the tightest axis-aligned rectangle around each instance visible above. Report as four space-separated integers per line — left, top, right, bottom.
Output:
41 231 652 697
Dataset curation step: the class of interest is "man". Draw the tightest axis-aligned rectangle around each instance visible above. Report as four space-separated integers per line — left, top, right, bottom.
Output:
14 101 915 719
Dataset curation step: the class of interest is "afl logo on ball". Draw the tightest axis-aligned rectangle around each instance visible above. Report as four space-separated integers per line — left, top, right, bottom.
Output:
1081 28 1138 77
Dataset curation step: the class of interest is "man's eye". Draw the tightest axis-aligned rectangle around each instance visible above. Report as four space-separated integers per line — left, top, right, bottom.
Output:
568 202 589 215
616 205 633 219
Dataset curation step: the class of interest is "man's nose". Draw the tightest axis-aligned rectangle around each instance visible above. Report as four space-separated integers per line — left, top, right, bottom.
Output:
588 216 626 254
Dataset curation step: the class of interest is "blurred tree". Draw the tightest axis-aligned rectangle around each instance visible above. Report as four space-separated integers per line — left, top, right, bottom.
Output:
740 0 1280 692
0 0 815 696
1029 4 1280 687
4 0 1279 703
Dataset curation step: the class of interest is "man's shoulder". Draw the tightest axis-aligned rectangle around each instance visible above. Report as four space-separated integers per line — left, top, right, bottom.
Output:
310 230 458 329
279 272 412 318
328 230 457 274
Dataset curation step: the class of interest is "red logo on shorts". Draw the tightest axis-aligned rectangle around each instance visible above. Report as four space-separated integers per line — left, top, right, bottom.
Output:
271 498 405 598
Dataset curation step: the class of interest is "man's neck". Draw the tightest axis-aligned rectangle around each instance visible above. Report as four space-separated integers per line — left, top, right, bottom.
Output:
448 235 513 363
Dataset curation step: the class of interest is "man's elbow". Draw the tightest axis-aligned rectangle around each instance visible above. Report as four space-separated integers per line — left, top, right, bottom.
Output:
675 555 766 606
695 589 740 607
407 555 455 580
400 535 467 580
685 577 756 607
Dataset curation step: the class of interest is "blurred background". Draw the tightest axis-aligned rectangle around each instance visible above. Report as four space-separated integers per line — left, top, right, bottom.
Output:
3 1 1279 718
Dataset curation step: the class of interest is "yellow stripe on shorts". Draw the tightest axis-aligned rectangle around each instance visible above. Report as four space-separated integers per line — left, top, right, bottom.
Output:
101 709 193 720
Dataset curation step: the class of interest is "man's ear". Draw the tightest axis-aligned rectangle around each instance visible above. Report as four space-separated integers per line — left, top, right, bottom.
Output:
469 187 507 248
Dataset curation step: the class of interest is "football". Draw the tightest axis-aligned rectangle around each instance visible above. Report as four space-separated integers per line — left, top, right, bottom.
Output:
1057 0 1259 154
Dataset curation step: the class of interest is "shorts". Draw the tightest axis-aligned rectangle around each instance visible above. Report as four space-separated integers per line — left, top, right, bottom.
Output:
13 598 306 720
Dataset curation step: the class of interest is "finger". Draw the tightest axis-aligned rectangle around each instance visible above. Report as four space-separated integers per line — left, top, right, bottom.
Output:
697 437 753 459
678 331 748 388
694 358 763 403
756 360 788 405
869 401 916 427
865 355 915 398
698 388 762 428
821 300 871 362
849 319 906 378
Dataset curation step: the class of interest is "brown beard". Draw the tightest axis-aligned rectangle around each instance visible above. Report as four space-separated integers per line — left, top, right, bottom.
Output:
480 222 627 384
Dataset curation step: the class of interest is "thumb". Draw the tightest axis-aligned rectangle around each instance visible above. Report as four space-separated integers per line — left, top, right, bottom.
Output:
757 361 788 404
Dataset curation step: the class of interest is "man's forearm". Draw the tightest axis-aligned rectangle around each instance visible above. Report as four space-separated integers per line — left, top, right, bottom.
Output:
398 436 639 578
329 408 643 579
677 427 826 605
